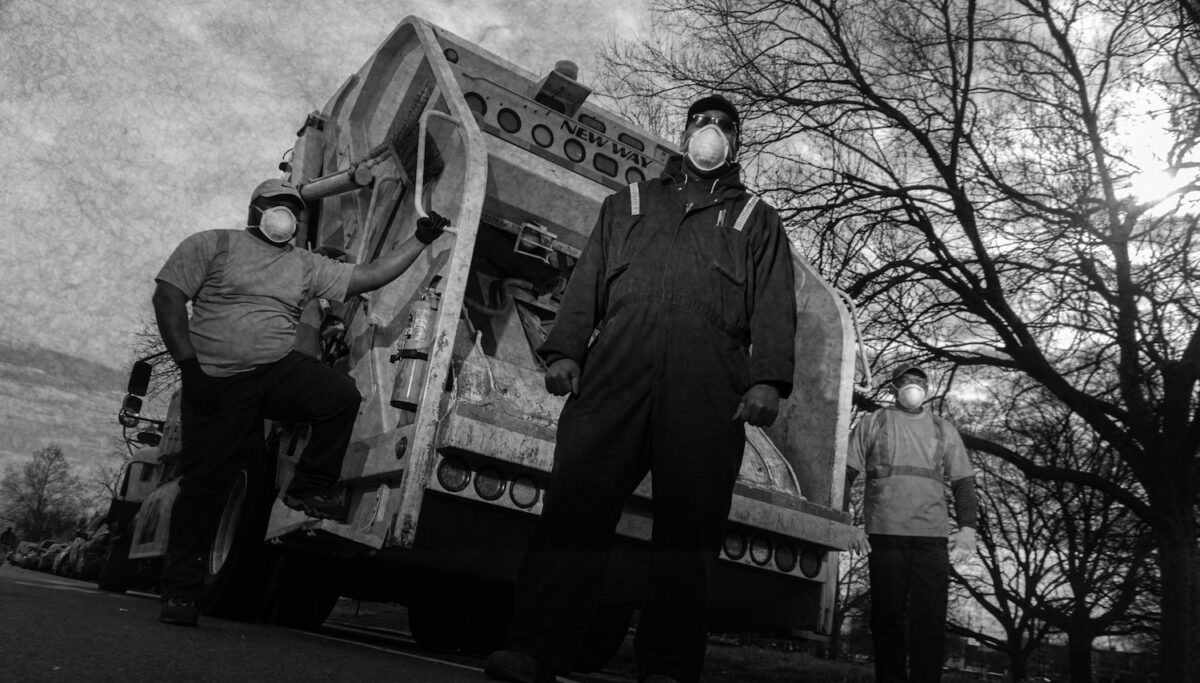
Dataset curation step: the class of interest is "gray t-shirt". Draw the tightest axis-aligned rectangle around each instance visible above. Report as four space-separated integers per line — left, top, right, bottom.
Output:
156 230 354 376
846 406 974 537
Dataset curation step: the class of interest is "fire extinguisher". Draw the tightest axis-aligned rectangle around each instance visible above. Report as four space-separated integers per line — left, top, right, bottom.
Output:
390 288 441 411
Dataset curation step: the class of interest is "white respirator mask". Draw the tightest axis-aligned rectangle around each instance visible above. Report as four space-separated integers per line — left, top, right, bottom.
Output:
685 125 732 172
897 385 926 410
256 206 298 243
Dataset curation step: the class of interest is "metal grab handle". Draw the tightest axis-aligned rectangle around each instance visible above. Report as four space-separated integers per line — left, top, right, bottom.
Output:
415 110 459 234
835 289 873 393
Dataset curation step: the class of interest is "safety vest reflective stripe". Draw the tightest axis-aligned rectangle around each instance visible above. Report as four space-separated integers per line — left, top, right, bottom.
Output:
630 182 641 215
733 195 759 232
865 408 946 480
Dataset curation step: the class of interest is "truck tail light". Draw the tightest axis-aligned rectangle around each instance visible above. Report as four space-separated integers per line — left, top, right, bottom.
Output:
775 543 797 573
799 547 824 578
722 529 746 560
749 536 772 566
436 457 471 492
509 476 540 508
474 468 506 501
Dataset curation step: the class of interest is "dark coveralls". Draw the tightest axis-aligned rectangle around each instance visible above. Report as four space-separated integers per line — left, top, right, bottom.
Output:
505 160 797 682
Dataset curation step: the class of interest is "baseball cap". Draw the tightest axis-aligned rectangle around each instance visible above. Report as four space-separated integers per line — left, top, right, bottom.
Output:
250 178 305 207
891 364 928 385
686 94 740 130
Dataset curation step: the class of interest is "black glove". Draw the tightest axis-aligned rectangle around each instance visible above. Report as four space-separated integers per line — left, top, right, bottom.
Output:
415 210 450 245
179 358 220 415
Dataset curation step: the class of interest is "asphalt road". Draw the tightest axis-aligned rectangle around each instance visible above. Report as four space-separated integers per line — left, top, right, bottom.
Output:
0 562 630 683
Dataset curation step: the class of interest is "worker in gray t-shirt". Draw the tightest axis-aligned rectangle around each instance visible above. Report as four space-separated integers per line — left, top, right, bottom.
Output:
844 364 978 683
152 178 447 627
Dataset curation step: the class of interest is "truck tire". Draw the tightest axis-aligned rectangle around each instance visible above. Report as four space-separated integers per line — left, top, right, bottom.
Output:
264 552 341 630
96 535 136 593
572 603 634 673
200 461 275 621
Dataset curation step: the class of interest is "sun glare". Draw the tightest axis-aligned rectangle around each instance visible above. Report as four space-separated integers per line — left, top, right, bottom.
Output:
1127 169 1182 204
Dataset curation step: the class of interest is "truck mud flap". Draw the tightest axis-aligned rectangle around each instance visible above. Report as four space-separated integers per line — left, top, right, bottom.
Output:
264 499 384 556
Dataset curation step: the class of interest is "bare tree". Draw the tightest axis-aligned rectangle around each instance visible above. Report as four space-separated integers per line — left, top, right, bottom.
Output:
948 453 1055 681
602 1 1199 678
84 437 132 511
998 392 1159 681
0 445 87 541
831 482 871 660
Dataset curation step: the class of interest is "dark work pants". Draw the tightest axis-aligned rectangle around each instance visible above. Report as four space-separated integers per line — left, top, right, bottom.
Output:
506 306 747 683
867 534 950 683
159 351 361 601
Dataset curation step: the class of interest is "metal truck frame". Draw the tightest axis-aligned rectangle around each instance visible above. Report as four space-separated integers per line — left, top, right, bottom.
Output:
111 16 856 671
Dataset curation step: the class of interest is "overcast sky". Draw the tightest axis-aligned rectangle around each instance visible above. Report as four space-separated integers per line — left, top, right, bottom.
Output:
0 0 649 372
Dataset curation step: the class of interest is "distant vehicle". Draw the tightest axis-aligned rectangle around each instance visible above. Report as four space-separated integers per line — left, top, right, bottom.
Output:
52 546 73 575
38 542 69 573
20 540 61 570
8 541 38 566
65 520 110 580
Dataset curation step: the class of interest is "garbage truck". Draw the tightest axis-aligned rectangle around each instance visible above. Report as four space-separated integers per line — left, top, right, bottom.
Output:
112 15 858 671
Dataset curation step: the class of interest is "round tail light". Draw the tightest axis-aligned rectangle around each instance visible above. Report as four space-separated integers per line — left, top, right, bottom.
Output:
723 529 747 560
775 543 797 573
509 476 540 508
436 457 471 492
474 468 507 501
749 536 773 566
799 547 825 578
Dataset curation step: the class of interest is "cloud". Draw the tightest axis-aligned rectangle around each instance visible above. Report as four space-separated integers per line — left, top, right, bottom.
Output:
0 0 648 371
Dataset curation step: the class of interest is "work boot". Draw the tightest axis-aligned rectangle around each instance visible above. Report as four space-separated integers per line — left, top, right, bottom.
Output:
159 597 199 627
282 492 347 522
483 650 555 683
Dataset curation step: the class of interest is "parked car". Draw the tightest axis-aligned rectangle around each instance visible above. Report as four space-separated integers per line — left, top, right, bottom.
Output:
20 540 59 569
52 544 75 575
36 541 69 572
64 521 110 580
9 541 38 567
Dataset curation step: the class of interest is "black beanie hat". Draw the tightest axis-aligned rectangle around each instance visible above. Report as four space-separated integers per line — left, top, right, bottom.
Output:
686 94 740 130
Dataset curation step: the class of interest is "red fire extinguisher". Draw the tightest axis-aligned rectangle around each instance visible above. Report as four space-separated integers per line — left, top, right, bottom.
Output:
390 288 441 411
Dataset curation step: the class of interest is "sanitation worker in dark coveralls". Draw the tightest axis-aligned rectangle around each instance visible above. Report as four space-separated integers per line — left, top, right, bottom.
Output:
152 178 447 627
486 95 797 683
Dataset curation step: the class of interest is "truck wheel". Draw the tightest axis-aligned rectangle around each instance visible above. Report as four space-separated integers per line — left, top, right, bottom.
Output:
200 464 274 621
408 579 511 653
264 552 341 630
96 536 136 593
572 603 634 673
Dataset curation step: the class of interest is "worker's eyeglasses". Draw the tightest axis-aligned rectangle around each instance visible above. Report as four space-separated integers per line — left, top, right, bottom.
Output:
688 113 737 133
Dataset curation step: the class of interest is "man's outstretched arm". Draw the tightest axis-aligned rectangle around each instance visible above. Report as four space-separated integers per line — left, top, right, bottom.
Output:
346 213 448 297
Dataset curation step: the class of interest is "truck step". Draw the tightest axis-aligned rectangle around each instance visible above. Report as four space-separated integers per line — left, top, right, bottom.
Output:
264 499 385 554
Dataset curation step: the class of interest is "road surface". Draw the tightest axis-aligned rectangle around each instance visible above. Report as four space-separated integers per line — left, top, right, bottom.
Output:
0 562 633 683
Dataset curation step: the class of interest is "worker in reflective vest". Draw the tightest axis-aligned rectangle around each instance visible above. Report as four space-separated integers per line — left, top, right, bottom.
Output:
845 364 979 683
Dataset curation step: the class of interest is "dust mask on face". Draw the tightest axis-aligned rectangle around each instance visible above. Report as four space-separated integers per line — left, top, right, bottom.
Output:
256 206 297 243
685 125 731 172
897 385 926 410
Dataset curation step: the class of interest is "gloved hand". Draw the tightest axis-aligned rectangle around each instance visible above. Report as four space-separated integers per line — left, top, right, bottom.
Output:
733 383 780 426
179 358 220 415
544 358 581 396
848 527 872 556
415 210 450 245
949 526 977 563
319 315 349 363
